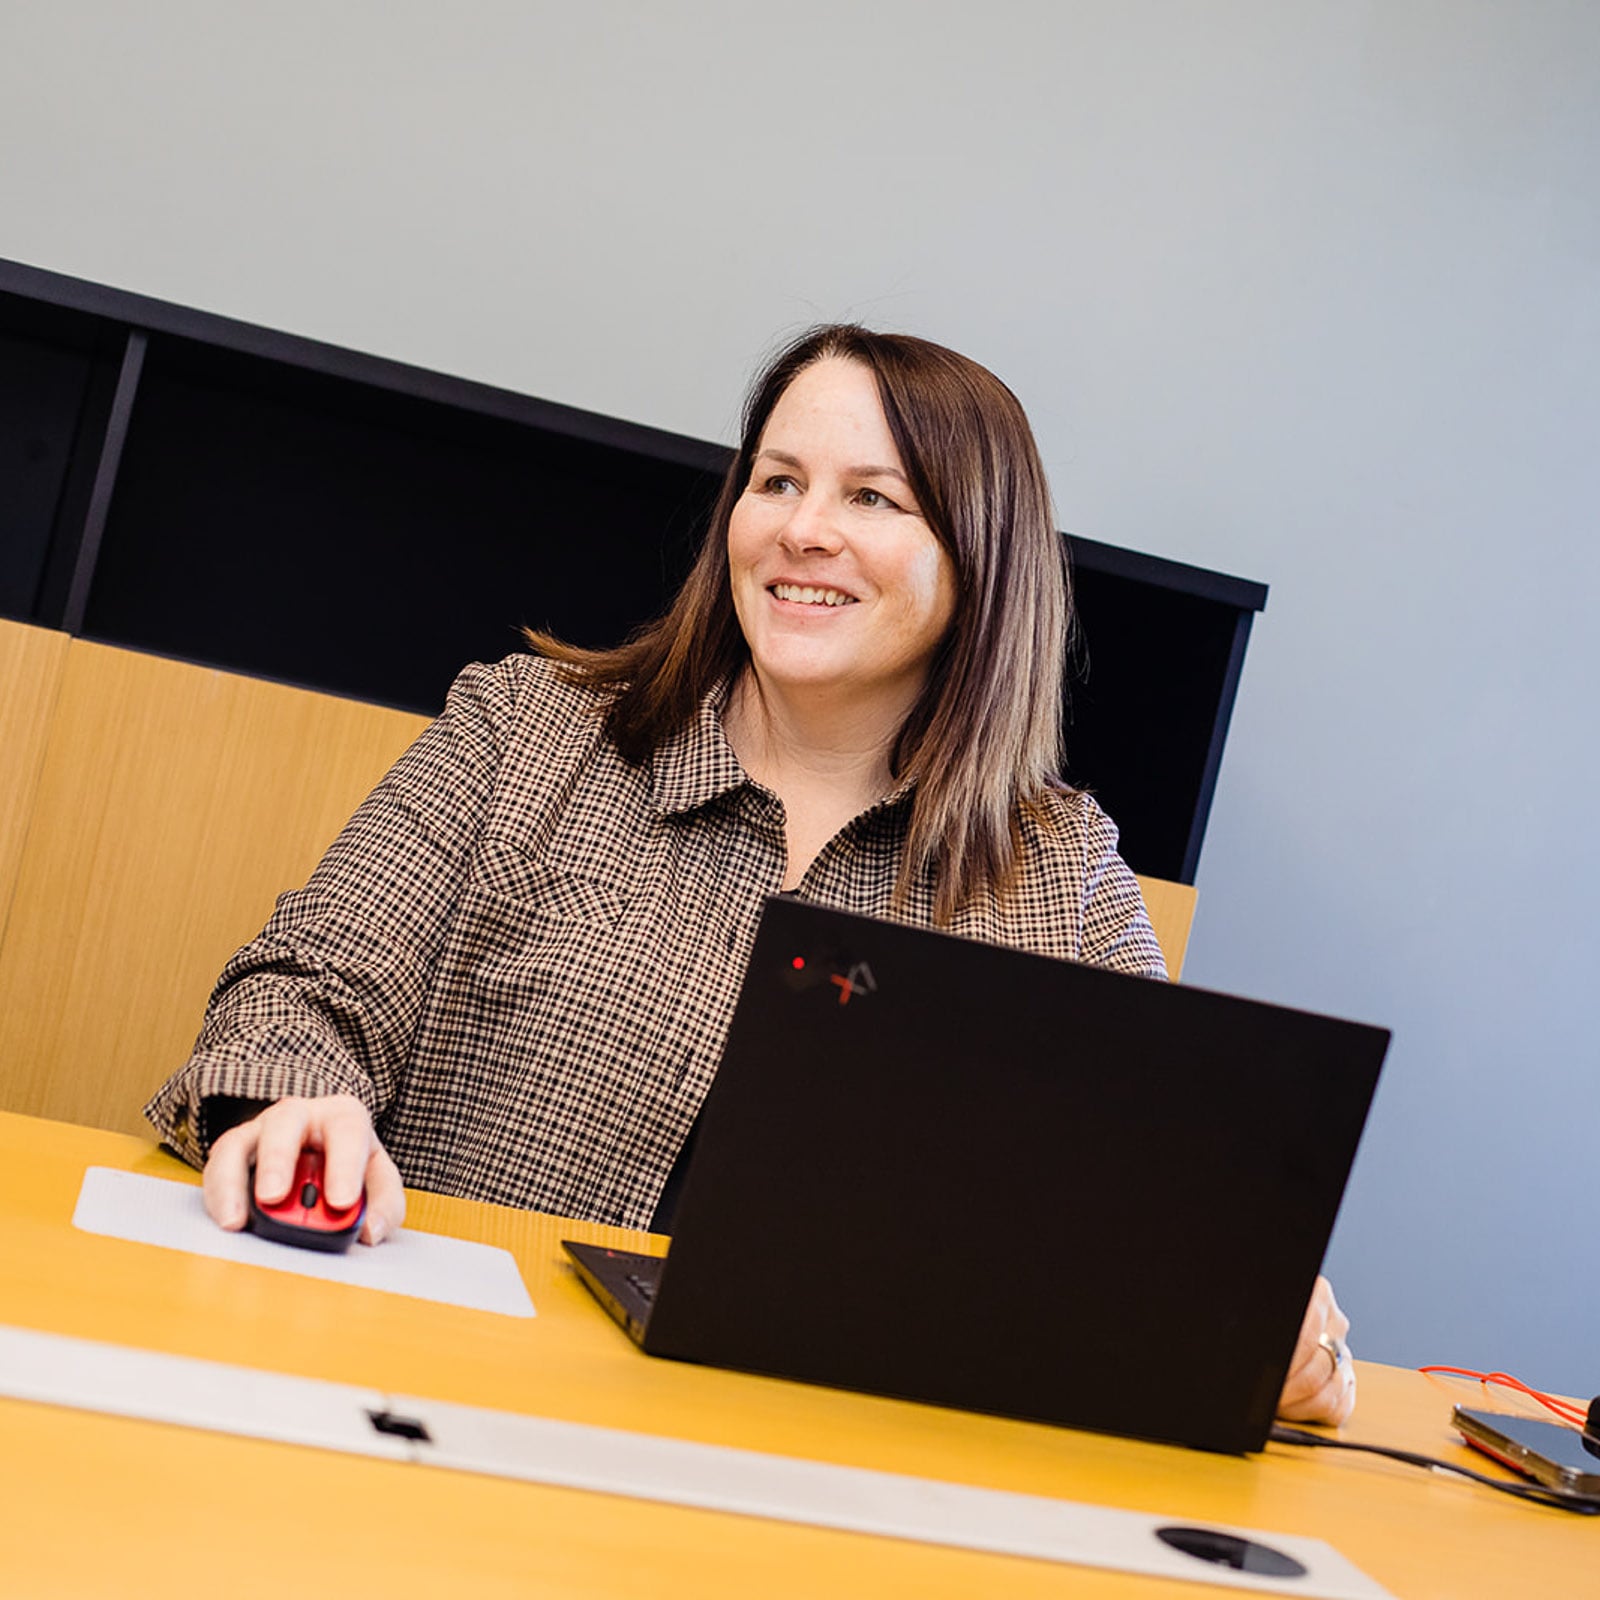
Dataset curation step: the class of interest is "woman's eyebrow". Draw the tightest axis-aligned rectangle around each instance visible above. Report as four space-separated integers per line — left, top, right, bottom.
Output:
756 448 910 485
849 463 911 485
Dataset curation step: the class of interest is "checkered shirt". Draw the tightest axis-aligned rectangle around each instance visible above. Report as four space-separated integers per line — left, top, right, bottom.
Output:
145 654 1166 1229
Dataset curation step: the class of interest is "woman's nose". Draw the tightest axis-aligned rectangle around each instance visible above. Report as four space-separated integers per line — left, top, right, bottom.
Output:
777 491 844 555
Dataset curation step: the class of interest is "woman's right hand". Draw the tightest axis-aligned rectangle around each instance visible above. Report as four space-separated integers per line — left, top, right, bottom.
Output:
202 1093 406 1247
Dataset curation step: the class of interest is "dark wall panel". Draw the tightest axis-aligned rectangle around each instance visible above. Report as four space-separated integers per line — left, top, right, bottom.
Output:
0 327 94 618
1063 571 1252 884
87 337 717 712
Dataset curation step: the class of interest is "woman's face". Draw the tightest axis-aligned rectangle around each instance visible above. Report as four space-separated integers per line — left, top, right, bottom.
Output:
728 357 958 714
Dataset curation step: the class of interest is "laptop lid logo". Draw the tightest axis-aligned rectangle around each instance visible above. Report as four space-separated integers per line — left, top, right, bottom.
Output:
786 952 878 1005
829 962 877 1006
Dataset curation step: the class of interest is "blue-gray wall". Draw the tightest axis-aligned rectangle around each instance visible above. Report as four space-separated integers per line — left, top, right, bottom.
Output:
4 1 1595 1391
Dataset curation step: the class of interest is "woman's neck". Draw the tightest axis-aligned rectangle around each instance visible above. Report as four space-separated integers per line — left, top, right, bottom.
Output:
721 669 908 818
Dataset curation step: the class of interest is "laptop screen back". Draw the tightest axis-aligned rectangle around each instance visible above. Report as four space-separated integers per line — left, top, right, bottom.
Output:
639 896 1387 1454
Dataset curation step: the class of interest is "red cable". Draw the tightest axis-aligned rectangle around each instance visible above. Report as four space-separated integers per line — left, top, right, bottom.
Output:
1482 1372 1588 1427
1418 1365 1587 1427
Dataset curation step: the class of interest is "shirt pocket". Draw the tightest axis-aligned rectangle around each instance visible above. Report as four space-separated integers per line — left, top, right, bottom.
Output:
471 834 631 929
445 838 668 1070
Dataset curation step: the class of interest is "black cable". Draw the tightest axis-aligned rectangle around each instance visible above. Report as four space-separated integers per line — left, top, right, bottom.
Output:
1268 1425 1600 1516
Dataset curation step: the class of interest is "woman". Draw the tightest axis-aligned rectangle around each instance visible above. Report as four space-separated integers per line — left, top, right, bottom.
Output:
146 324 1354 1424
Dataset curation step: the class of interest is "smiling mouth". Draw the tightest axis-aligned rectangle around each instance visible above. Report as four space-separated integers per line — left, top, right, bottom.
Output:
769 583 857 608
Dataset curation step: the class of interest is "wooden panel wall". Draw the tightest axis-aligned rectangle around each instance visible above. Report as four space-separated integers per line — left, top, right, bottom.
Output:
1134 875 1198 982
0 641 426 1136
0 638 1197 1138
0 621 71 930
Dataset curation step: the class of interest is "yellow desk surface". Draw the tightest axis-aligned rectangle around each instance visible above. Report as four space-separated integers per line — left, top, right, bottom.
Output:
0 1112 1588 1597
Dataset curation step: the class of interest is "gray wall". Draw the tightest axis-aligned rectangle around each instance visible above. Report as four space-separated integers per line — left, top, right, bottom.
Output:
5 2 1596 1391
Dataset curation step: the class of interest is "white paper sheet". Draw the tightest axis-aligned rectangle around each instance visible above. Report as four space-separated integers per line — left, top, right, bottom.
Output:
1 1324 1394 1600
72 1167 535 1317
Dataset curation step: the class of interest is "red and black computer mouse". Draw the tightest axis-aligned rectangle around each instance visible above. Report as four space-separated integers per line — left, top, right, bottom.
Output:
247 1147 366 1253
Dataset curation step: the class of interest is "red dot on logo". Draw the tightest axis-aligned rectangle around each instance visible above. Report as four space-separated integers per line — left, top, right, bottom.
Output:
792 956 805 969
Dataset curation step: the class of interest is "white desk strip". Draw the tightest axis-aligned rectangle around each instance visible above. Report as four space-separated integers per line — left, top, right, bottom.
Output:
0 1325 1392 1599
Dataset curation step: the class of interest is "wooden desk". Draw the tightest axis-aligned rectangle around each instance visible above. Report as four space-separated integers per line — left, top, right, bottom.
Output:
0 1112 1587 1597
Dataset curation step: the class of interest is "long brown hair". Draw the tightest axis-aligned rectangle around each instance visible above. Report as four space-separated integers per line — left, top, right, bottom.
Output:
527 324 1071 921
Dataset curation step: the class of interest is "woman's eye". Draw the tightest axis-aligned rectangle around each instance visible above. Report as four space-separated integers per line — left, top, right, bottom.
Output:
760 474 799 495
854 487 898 510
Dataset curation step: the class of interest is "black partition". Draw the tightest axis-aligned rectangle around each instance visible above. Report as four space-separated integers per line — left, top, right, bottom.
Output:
85 333 723 711
0 256 1264 883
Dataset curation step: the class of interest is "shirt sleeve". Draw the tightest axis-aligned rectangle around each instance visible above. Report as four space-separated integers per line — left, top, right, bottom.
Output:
142 657 521 1166
1078 795 1169 980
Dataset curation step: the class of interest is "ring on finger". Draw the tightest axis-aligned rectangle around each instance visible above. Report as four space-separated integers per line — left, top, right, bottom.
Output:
1318 1331 1351 1380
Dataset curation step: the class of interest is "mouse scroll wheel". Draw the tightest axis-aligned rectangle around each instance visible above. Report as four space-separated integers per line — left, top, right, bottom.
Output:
300 1181 320 1209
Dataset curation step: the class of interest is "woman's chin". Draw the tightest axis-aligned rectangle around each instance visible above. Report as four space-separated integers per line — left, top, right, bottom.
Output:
745 642 853 692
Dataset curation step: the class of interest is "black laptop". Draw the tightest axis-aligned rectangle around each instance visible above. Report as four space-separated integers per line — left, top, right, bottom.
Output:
563 896 1388 1454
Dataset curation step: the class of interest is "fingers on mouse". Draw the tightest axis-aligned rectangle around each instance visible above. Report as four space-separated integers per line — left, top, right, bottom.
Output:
247 1147 367 1253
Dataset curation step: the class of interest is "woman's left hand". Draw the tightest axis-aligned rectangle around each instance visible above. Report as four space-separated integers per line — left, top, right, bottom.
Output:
1276 1275 1356 1425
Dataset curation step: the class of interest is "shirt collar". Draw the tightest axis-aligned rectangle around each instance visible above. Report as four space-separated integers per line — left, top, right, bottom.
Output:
648 684 750 817
873 773 918 814
647 683 923 822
